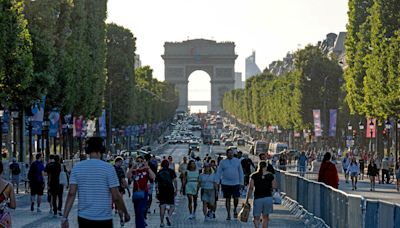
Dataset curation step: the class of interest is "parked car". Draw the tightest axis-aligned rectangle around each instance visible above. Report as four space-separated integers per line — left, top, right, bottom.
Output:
224 140 234 147
212 139 221 146
237 138 245 146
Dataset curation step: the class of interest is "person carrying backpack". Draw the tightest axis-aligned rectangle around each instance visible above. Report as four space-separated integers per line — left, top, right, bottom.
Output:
9 158 20 194
156 160 177 227
28 154 45 212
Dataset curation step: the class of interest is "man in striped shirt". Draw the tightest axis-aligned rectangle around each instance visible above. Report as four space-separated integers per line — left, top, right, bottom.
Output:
61 137 130 228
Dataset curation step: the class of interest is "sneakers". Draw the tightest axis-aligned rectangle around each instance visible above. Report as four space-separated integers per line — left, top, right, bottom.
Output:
58 210 63 216
187 214 193 220
160 223 165 227
166 216 171 226
120 218 124 227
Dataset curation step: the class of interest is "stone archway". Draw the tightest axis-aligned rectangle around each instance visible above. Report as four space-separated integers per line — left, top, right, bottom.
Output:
162 39 237 111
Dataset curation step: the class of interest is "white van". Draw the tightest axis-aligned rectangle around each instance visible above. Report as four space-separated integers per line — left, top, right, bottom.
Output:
254 141 268 155
268 142 288 154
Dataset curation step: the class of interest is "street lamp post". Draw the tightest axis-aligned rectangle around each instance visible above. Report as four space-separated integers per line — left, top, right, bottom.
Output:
359 121 364 151
323 75 330 147
347 122 353 150
396 119 400 161
11 111 18 159
0 109 3 160
385 120 391 157
369 121 374 152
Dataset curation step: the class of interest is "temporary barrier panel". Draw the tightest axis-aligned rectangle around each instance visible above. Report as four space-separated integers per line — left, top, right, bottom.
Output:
394 205 400 228
378 201 395 228
365 200 379 227
347 195 363 228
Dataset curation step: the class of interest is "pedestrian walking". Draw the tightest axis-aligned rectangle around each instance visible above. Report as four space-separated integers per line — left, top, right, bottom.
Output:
45 155 63 217
298 152 307 177
359 156 365 180
145 154 157 217
367 159 378 191
199 163 217 221
178 156 188 195
114 156 129 226
0 162 16 228
245 161 277 228
342 153 350 183
44 155 55 214
318 152 339 189
216 148 244 220
61 137 130 228
347 158 360 190
156 160 177 227
167 156 176 171
128 155 155 228
183 160 200 220
9 158 20 194
381 157 390 184
28 153 45 212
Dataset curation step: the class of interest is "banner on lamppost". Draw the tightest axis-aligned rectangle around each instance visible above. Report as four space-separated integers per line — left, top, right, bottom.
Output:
99 110 106 138
329 109 337 137
313 109 322 137
366 118 376 138
31 97 46 135
2 110 9 134
86 119 96 137
73 116 83 138
48 111 60 137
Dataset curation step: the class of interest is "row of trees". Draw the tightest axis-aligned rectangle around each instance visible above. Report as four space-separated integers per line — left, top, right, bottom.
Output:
345 0 400 120
0 0 177 130
223 45 343 136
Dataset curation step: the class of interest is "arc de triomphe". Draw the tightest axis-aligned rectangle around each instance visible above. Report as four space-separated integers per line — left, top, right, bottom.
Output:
162 39 237 112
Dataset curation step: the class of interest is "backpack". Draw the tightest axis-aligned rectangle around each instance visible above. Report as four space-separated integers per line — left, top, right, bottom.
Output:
10 163 20 175
28 162 37 181
157 169 172 187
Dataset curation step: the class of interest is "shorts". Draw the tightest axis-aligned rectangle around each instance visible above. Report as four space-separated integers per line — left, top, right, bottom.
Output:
78 217 112 228
221 184 240 198
350 172 358 177
185 182 198 195
30 181 44 196
157 187 175 205
253 196 273 217
11 175 20 185
201 189 216 205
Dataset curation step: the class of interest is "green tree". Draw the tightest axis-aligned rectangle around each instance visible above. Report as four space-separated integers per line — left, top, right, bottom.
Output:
106 23 136 128
0 0 39 107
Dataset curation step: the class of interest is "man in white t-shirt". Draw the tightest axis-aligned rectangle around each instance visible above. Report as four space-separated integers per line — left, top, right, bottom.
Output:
61 137 130 228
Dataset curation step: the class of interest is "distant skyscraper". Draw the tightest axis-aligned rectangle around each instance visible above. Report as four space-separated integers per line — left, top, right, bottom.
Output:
234 72 243 89
245 51 261 81
134 54 142 69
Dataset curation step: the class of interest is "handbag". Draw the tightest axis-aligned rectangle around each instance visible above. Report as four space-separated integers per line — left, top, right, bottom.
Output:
59 170 68 186
132 190 145 201
238 202 251 223
273 191 282 204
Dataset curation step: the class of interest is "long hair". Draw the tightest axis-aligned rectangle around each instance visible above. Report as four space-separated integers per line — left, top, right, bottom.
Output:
257 161 267 174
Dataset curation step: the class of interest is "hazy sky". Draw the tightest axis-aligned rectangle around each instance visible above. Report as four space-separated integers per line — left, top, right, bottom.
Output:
107 0 349 109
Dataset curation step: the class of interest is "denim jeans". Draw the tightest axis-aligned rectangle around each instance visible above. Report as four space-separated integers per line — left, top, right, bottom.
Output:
133 191 148 228
299 165 306 177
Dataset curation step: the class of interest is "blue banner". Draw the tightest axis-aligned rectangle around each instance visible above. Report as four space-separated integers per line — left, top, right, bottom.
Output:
31 96 46 135
48 111 60 137
329 109 337 137
99 110 107 138
2 110 9 134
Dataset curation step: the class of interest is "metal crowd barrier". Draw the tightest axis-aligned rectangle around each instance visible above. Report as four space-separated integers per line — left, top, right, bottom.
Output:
275 169 400 228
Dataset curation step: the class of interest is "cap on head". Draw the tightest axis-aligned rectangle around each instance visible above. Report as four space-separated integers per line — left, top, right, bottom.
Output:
115 156 123 162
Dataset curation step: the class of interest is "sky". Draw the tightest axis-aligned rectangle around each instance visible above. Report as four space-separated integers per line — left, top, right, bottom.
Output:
107 0 349 110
